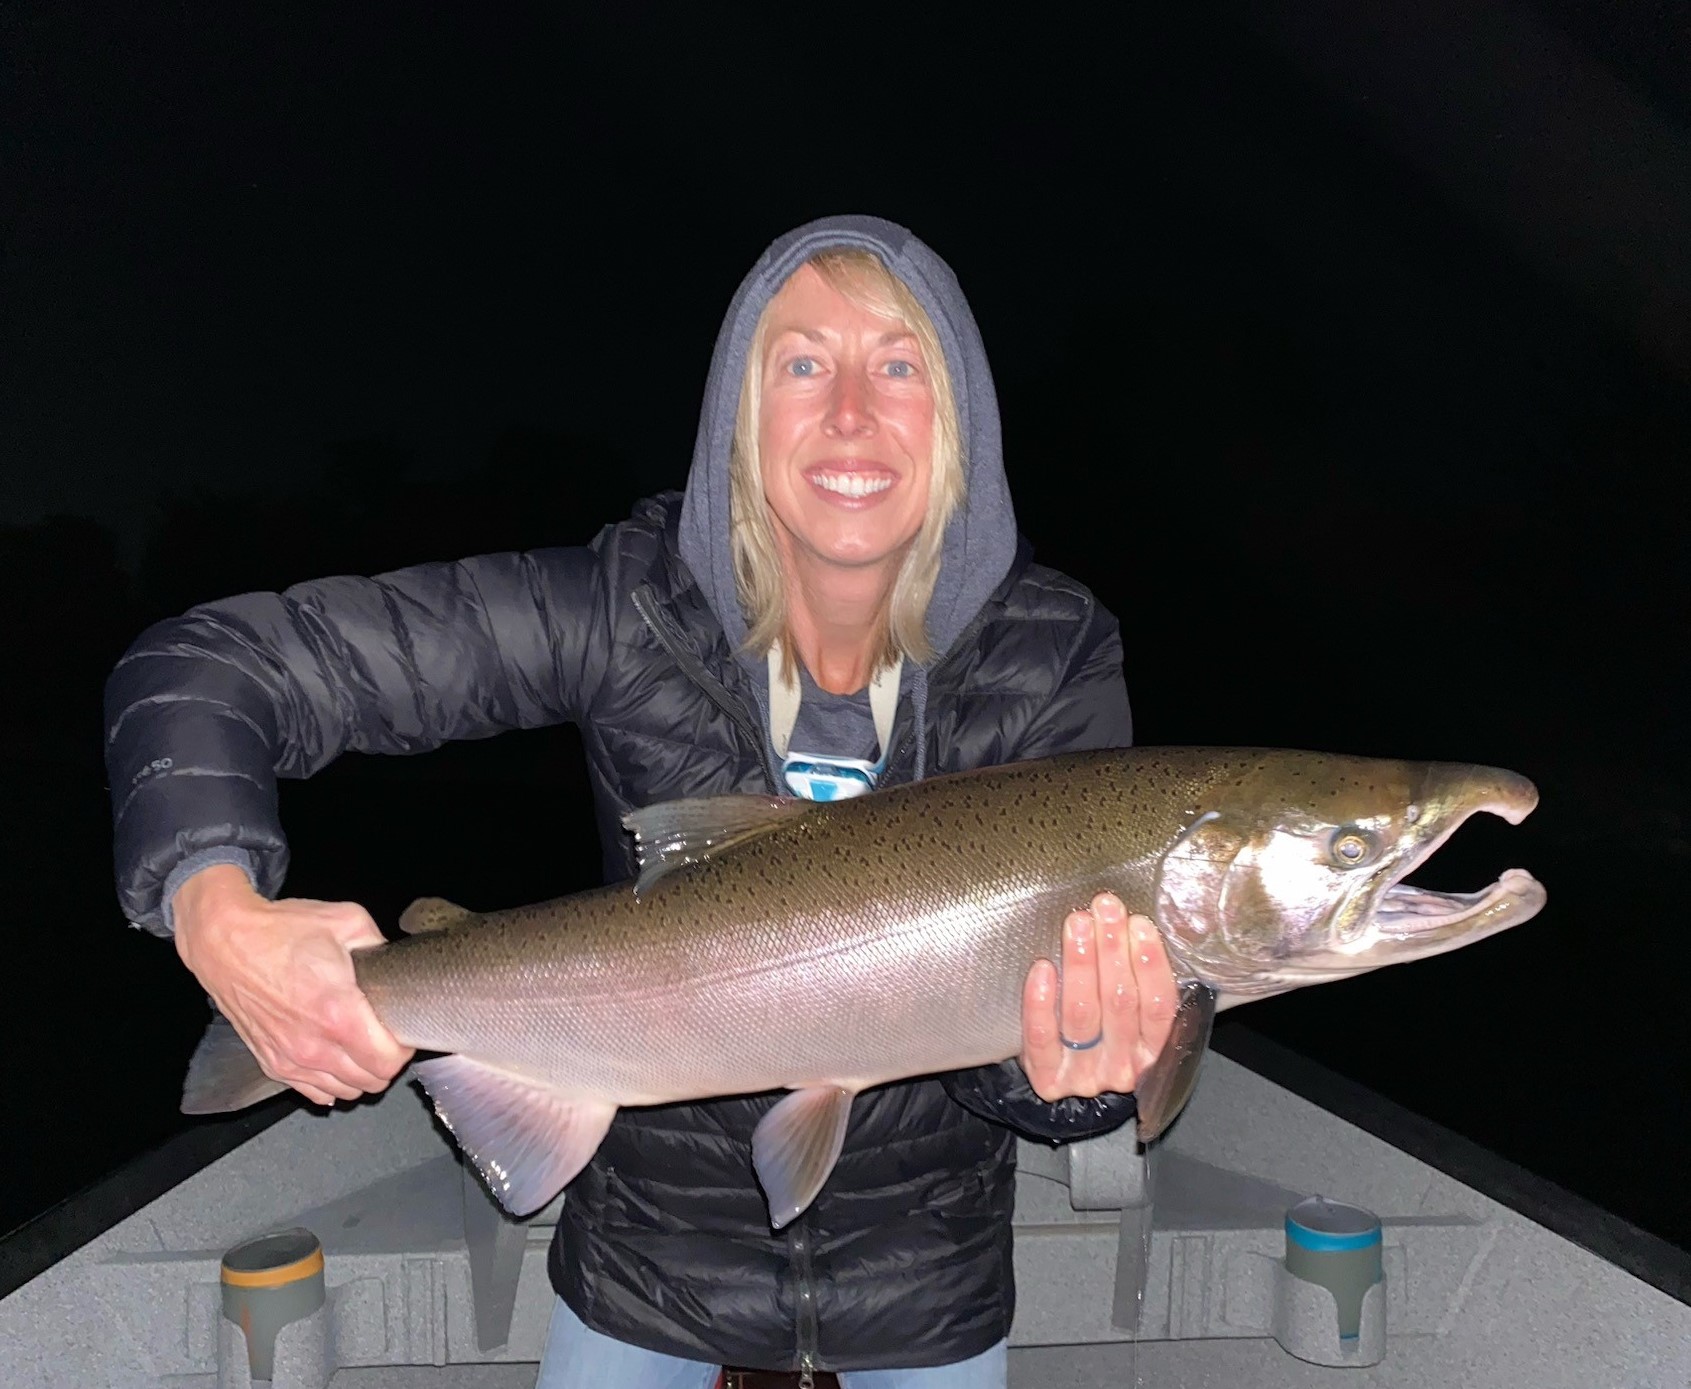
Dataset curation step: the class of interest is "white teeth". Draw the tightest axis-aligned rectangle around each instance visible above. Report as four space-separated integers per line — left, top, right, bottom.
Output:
812 473 893 498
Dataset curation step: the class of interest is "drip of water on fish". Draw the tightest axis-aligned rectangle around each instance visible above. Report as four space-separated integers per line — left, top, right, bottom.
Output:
182 746 1546 1229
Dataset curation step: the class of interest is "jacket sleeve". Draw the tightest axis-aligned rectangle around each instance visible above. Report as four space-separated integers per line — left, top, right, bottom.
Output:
941 589 1139 1143
104 541 615 934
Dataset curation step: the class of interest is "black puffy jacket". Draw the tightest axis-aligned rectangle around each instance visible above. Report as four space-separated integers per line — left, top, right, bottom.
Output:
104 494 1137 1372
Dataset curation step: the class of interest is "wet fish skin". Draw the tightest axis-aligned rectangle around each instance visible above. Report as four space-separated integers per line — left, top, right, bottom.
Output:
182 746 1545 1227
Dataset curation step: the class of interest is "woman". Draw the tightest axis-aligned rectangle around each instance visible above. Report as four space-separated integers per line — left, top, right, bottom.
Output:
105 215 1178 1386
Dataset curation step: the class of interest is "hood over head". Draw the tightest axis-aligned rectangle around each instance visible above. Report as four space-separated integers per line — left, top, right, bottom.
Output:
678 214 1018 781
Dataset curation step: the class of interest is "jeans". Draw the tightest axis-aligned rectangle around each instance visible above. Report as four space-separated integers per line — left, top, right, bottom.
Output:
536 1297 1009 1388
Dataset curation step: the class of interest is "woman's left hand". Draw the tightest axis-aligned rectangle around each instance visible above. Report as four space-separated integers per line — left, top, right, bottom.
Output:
1019 892 1179 1102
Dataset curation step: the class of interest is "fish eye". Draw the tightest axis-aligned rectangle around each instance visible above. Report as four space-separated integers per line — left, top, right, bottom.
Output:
1330 829 1374 869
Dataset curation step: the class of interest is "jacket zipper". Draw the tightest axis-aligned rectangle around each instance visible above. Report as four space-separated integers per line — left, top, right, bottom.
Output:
790 1219 820 1382
635 584 830 1375
633 580 1033 1376
631 586 781 792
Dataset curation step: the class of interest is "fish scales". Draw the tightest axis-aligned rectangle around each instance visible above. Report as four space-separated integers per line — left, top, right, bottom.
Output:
352 749 1207 1103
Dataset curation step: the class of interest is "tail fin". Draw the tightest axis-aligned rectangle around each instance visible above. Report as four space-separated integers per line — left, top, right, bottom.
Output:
181 1017 289 1114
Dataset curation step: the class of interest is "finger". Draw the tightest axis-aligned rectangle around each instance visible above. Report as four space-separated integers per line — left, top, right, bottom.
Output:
222 1008 363 1102
315 1049 391 1096
255 1003 390 1096
265 1060 359 1106
294 1069 362 1105
330 904 388 952
335 1005 413 1084
1092 893 1141 1088
1126 912 1178 1066
313 957 412 1083
1020 956 1062 1099
262 1042 370 1102
262 1013 389 1097
1060 908 1103 1055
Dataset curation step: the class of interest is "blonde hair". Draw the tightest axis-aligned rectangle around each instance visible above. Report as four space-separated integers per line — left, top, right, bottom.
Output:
729 250 965 676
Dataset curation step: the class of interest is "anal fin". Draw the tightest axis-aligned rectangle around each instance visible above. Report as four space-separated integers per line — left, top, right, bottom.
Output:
413 1056 616 1216
751 1085 855 1230
1133 981 1217 1144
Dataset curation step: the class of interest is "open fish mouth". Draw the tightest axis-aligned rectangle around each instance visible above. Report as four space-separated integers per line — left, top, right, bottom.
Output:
1363 764 1545 950
1375 867 1544 940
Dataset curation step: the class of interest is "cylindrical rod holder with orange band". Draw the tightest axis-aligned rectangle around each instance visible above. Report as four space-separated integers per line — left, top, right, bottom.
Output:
218 1227 329 1387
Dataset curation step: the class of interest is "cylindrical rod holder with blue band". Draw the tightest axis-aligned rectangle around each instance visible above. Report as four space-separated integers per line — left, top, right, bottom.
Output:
1272 1196 1386 1366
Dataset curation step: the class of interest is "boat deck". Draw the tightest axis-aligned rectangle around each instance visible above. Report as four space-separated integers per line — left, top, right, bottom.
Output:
4 1032 1688 1388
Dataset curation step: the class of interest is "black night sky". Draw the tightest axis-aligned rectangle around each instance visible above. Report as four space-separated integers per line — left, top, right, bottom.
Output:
2 4 1688 1263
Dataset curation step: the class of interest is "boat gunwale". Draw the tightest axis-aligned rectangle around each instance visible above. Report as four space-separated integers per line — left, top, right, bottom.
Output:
4 1027 1687 1312
1211 1020 1691 1307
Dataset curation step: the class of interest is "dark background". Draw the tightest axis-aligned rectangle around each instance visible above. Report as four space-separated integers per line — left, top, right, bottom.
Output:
3 4 1687 1257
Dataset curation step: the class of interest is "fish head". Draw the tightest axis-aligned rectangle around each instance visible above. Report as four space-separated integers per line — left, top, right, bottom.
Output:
1153 751 1545 999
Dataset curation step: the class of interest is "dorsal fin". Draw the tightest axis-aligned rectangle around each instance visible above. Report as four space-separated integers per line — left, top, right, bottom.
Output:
622 794 813 896
399 896 478 934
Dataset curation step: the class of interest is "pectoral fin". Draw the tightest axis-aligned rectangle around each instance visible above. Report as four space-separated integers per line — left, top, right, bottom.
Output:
1133 981 1217 1144
413 1056 616 1217
751 1086 855 1230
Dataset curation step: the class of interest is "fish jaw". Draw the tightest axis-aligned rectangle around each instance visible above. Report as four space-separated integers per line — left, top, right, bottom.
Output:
1368 866 1546 959
1156 756 1546 999
1310 761 1541 951
1351 760 1545 964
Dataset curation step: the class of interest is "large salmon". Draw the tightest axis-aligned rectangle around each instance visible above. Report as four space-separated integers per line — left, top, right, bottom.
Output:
183 746 1545 1228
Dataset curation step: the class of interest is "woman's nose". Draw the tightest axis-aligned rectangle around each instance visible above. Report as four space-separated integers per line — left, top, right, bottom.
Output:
823 366 876 438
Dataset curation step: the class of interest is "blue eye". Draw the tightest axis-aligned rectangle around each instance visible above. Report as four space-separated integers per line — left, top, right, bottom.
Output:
788 357 817 377
885 360 915 378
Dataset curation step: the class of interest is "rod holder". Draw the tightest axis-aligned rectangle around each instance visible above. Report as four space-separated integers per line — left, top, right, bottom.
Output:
217 1227 331 1388
1272 1196 1386 1367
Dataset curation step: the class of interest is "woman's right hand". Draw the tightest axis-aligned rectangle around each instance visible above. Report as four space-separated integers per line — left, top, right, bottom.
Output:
171 865 414 1106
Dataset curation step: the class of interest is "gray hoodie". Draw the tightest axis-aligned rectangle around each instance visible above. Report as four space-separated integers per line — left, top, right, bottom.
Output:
678 214 1020 783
